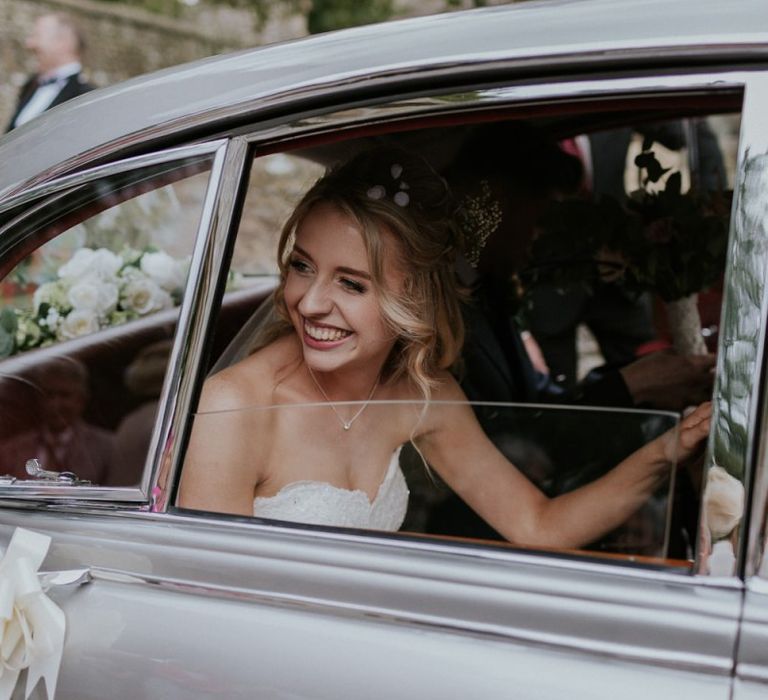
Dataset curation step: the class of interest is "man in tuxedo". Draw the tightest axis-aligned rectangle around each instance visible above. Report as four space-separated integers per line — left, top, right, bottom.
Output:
5 13 93 132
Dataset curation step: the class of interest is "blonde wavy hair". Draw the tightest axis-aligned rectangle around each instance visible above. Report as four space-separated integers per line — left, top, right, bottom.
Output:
263 148 465 401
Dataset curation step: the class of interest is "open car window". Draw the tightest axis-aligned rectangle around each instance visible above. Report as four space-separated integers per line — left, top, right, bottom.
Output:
0 154 214 490
171 90 742 572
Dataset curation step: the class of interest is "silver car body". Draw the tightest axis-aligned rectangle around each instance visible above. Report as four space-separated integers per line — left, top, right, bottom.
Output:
0 0 767 697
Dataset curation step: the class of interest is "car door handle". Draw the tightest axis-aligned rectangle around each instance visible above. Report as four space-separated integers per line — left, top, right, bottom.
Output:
38 569 92 588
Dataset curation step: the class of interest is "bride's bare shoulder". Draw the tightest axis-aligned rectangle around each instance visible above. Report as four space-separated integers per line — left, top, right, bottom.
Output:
198 334 300 413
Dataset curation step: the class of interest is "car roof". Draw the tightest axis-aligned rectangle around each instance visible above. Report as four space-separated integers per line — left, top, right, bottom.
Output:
0 0 766 201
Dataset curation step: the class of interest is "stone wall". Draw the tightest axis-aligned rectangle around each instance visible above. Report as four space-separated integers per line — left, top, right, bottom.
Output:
0 0 306 128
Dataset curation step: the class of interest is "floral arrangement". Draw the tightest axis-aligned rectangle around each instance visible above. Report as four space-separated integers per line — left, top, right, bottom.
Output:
0 247 188 357
528 150 730 300
525 147 731 354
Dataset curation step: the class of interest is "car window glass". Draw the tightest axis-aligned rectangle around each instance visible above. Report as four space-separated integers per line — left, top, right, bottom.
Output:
0 156 213 488
177 103 740 571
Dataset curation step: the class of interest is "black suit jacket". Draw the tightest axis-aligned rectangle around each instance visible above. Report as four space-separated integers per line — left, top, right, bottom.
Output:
5 72 94 132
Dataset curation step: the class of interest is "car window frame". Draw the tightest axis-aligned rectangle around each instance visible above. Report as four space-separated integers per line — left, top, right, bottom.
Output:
154 69 760 582
0 139 228 504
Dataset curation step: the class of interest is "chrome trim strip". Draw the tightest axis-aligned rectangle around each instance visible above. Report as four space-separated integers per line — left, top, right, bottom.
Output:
241 72 747 152
0 140 224 220
146 136 250 507
88 563 733 675
6 501 745 589
736 663 768 684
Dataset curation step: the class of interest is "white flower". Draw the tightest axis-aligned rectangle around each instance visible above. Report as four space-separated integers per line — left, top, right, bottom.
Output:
0 528 66 700
58 248 122 281
140 251 185 292
15 316 42 347
90 249 123 278
703 465 745 539
57 310 100 340
57 248 95 279
67 278 119 316
121 277 173 316
43 308 61 331
33 282 69 314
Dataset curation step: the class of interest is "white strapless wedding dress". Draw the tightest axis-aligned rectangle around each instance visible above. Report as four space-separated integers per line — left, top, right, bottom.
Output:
253 447 409 530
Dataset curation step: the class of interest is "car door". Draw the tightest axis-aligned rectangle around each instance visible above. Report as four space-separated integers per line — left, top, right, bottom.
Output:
0 49 762 700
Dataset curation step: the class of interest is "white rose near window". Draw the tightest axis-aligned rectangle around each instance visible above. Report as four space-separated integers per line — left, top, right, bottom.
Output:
1 247 187 357
121 277 173 316
0 529 69 700
57 310 100 340
67 277 119 316
140 251 185 293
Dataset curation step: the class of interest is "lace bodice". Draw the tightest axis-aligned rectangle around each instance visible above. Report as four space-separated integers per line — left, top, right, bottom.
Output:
253 447 409 531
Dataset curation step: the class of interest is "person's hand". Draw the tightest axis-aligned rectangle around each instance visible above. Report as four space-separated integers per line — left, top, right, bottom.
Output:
520 330 550 375
619 351 715 410
674 401 712 462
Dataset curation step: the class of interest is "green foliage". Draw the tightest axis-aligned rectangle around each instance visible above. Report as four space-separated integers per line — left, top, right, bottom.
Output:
307 0 394 34
0 309 17 358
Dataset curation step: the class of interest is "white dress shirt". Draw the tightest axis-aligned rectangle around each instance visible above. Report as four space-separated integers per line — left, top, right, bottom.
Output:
13 62 82 128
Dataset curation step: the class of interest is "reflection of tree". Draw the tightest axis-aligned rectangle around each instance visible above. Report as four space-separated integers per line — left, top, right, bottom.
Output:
712 150 768 482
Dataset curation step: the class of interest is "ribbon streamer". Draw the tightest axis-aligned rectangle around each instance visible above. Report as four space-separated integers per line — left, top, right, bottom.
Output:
0 529 66 700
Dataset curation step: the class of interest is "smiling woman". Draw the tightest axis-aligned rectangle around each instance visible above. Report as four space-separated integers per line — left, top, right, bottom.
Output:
177 147 711 549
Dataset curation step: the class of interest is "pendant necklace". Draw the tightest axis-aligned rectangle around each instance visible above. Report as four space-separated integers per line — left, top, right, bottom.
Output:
307 366 379 431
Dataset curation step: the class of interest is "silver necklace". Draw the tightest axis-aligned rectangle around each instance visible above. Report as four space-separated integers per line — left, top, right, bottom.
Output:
307 366 379 431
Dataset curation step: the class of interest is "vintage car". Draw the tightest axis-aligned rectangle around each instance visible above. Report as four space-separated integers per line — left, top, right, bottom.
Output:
0 0 767 697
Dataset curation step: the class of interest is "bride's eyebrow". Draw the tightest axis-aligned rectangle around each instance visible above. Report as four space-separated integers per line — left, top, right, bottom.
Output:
337 266 371 281
293 245 371 280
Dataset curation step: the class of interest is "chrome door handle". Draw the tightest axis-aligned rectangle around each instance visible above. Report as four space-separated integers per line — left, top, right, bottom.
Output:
38 569 92 588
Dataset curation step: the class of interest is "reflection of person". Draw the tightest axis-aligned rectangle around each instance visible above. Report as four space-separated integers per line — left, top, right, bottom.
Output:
0 357 112 483
528 119 727 385
109 340 172 487
450 123 715 412
179 148 711 548
5 13 94 133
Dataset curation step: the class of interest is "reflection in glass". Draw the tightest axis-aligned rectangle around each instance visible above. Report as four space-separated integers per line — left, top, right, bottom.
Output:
0 158 213 488
180 401 685 562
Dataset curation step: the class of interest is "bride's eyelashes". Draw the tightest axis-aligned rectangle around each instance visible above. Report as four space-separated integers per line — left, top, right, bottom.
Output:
339 277 367 294
288 257 313 275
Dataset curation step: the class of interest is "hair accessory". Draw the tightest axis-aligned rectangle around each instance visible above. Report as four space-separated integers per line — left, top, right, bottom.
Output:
366 163 410 207
461 180 503 267
307 365 380 431
367 185 386 200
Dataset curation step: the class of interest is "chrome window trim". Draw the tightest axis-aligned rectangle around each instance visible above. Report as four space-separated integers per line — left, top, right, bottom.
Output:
239 71 748 148
0 140 224 221
145 136 250 508
0 501 744 588
0 141 228 504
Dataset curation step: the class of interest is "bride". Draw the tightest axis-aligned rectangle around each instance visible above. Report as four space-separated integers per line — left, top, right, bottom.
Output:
178 148 711 549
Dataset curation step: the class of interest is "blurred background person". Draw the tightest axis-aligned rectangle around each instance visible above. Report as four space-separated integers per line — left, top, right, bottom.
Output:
0 357 113 483
5 12 93 132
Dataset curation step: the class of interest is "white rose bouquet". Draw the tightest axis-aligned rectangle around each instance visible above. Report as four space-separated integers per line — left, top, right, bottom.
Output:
0 247 188 357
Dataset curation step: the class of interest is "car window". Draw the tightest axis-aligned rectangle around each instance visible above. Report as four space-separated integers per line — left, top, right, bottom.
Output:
0 155 214 489
174 96 741 572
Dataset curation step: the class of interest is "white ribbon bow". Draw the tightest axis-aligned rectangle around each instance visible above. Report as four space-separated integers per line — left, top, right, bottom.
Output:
0 529 65 700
